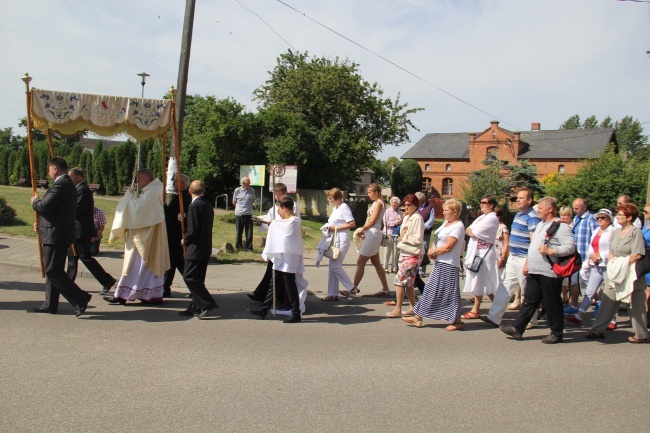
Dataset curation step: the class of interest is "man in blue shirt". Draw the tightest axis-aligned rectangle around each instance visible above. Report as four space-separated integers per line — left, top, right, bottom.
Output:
565 198 598 315
480 187 540 327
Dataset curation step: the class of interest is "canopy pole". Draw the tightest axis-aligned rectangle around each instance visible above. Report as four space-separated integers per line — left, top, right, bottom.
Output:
169 87 186 255
45 129 55 158
22 73 45 278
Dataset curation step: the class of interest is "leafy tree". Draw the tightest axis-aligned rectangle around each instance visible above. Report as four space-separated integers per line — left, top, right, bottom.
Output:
182 95 266 196
544 146 649 210
367 157 398 186
391 159 422 199
67 144 83 168
79 150 93 181
254 50 422 189
0 147 9 184
461 155 544 209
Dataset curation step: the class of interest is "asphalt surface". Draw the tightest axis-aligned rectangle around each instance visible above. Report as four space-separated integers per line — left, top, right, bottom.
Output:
0 236 648 432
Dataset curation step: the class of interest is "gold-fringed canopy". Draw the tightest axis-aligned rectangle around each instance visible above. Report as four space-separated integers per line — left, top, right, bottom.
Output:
31 88 173 140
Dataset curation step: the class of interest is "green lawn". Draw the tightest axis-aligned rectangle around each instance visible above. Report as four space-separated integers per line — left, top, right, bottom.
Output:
0 185 324 264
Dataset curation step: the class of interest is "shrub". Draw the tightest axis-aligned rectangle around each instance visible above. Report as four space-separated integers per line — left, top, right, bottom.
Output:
0 195 16 225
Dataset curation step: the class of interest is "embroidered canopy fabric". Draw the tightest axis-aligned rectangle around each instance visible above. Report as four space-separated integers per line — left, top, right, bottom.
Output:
31 88 173 140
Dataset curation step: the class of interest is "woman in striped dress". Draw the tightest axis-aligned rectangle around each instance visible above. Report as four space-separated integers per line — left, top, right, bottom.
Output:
403 199 466 331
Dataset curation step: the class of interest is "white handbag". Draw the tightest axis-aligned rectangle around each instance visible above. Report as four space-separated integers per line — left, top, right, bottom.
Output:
323 227 340 260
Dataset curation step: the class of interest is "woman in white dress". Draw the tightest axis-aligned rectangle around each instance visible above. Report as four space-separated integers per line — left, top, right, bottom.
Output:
340 183 390 299
322 188 357 301
462 195 499 319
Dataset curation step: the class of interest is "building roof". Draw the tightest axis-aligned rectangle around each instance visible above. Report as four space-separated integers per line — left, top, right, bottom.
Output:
402 128 616 160
79 137 127 152
518 128 615 159
401 133 470 159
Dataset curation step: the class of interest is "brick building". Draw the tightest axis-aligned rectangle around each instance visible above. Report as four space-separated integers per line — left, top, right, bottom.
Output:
402 121 616 198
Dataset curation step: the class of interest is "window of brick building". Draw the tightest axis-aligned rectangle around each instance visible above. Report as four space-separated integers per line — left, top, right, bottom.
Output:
558 165 565 173
487 146 498 158
442 178 453 196
446 164 451 171
424 164 430 171
422 177 432 192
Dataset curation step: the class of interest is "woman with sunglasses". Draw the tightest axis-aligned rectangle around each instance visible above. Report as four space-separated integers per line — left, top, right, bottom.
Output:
461 195 499 319
565 209 614 326
403 199 465 330
385 194 424 318
586 203 648 343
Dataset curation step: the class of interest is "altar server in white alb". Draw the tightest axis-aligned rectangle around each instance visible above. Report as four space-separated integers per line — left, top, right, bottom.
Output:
248 196 305 323
104 168 170 305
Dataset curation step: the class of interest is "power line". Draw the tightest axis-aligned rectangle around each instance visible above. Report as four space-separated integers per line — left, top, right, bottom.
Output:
274 0 522 131
235 0 296 51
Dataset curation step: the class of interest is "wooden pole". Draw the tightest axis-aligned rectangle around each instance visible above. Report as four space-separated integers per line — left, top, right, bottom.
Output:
169 88 186 254
175 0 196 152
45 129 55 158
161 137 167 204
22 73 45 278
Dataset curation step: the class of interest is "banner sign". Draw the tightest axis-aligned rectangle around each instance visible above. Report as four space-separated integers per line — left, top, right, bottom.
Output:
239 165 266 187
269 165 298 193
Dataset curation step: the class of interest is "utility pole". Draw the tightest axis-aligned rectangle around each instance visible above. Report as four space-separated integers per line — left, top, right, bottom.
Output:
174 0 196 155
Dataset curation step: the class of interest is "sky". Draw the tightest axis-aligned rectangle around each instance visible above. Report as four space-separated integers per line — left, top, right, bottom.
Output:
1 0 649 160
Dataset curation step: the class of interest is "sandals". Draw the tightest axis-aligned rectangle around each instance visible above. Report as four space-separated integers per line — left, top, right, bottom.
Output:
461 311 479 320
321 296 338 301
373 289 390 297
402 316 423 327
384 301 397 306
385 311 402 318
347 287 360 301
445 321 464 331
627 336 648 344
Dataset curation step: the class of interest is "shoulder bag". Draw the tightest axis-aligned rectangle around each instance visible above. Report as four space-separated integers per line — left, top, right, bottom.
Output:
544 221 582 278
323 227 340 260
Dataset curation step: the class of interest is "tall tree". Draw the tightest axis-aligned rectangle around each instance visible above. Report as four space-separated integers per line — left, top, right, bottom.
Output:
391 159 422 199
254 50 422 189
461 155 544 209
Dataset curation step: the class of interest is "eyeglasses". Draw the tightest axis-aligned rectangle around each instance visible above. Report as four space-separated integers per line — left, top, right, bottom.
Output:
480 201 490 205
404 203 414 207
595 216 607 220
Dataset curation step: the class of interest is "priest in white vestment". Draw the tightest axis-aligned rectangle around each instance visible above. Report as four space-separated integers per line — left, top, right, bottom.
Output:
105 169 170 304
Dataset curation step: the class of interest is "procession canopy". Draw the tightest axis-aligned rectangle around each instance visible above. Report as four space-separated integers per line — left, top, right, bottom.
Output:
30 88 173 140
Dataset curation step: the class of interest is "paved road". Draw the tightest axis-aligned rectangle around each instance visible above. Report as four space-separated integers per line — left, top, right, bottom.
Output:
0 236 647 432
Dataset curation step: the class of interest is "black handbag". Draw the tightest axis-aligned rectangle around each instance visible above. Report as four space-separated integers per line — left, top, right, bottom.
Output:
635 247 650 276
465 244 492 273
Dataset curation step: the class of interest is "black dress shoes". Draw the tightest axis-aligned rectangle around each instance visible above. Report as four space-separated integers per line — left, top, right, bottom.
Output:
32 306 56 314
283 315 301 324
103 296 126 305
198 306 220 320
248 308 268 319
247 293 263 302
75 294 92 317
163 289 172 298
499 324 523 341
179 309 198 317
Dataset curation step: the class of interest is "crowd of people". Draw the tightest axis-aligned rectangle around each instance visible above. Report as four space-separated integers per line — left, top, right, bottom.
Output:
27 158 650 342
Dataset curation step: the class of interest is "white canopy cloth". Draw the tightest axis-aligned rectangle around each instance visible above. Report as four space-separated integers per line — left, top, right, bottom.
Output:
31 88 173 140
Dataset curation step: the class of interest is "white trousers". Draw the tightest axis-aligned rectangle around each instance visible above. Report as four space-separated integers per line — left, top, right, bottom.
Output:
328 237 355 296
487 255 536 325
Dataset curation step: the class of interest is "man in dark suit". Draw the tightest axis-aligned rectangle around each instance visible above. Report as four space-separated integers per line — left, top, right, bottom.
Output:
178 180 219 319
163 174 191 298
31 157 92 317
65 168 117 296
